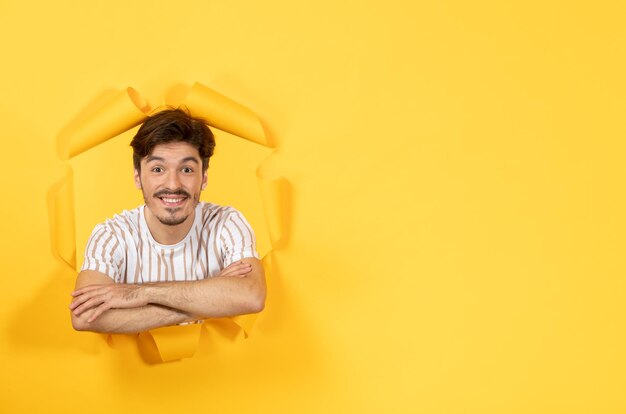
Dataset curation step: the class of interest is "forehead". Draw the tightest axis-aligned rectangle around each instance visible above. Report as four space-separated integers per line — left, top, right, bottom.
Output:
143 142 201 163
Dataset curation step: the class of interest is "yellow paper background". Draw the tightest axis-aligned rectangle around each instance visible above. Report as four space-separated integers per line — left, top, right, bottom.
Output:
1 1 625 413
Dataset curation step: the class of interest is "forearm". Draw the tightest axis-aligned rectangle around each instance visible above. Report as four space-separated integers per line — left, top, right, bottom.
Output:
143 275 265 318
70 259 266 329
71 304 193 334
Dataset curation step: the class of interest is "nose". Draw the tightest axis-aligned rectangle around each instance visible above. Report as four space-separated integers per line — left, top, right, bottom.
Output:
166 170 182 189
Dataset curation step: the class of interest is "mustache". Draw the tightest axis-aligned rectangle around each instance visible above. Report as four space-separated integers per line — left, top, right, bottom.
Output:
153 189 191 198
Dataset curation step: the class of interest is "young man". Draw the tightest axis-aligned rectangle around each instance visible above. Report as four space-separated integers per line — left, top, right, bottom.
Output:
70 109 265 334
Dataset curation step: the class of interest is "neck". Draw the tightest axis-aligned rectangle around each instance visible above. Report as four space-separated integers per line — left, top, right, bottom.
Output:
144 207 196 245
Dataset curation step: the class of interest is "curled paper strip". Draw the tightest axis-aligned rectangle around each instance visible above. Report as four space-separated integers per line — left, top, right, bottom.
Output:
258 177 289 248
51 168 76 269
138 323 203 363
65 88 150 158
183 82 268 147
54 82 285 362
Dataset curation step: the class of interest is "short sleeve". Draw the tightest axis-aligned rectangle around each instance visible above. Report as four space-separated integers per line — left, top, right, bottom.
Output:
219 209 260 267
80 224 124 282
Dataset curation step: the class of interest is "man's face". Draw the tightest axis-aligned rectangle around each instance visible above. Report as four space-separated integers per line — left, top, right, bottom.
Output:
134 141 207 227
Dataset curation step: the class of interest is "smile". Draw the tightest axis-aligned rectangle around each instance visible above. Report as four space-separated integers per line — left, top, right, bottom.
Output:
158 196 188 207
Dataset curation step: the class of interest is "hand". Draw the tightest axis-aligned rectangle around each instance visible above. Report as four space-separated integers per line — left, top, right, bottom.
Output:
70 284 147 322
218 261 253 277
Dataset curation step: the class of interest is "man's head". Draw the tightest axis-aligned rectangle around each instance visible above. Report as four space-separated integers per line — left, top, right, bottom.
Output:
131 108 215 173
131 108 216 227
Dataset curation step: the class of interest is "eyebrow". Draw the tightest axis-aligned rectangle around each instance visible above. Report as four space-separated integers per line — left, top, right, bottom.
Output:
181 157 200 164
146 155 165 163
145 155 200 164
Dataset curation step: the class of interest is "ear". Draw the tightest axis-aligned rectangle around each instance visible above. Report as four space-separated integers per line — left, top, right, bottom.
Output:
201 171 207 190
134 169 142 189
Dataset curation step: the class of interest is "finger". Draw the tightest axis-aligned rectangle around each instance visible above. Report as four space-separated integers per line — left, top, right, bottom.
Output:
221 262 236 272
232 263 252 273
82 308 96 323
71 284 110 297
70 291 97 310
219 263 244 276
73 295 107 316
231 265 252 276
87 302 111 323
69 287 108 310
220 265 244 276
224 260 245 270
221 269 251 277
220 263 252 277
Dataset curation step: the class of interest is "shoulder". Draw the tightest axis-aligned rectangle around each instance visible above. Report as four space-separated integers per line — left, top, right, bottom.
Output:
197 202 246 226
90 206 142 239
200 202 258 262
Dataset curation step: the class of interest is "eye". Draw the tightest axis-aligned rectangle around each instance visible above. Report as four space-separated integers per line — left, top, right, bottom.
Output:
151 167 163 173
182 167 194 173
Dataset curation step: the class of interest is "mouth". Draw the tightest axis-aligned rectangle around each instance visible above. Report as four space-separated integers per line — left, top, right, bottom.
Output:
155 194 189 208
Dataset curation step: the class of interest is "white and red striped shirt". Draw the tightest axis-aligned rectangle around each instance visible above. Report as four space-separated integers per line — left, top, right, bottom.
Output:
80 202 259 283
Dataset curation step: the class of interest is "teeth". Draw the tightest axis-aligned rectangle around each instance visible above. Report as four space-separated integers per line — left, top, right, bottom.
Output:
162 198 183 203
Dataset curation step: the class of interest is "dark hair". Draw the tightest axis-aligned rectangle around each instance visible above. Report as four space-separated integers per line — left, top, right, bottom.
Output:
131 108 215 172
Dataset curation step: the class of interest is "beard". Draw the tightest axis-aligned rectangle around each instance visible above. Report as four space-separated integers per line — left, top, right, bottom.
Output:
156 210 189 226
142 187 201 227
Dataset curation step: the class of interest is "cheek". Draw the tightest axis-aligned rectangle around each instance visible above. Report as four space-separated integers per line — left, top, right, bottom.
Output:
140 181 160 196
186 176 203 189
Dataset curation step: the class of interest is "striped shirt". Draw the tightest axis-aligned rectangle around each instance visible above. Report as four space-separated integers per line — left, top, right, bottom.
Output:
80 202 259 283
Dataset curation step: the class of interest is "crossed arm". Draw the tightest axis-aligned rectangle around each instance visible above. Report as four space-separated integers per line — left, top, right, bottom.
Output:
70 257 265 334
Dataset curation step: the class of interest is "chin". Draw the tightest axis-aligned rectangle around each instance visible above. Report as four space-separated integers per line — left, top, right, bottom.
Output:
158 217 188 226
157 210 190 226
